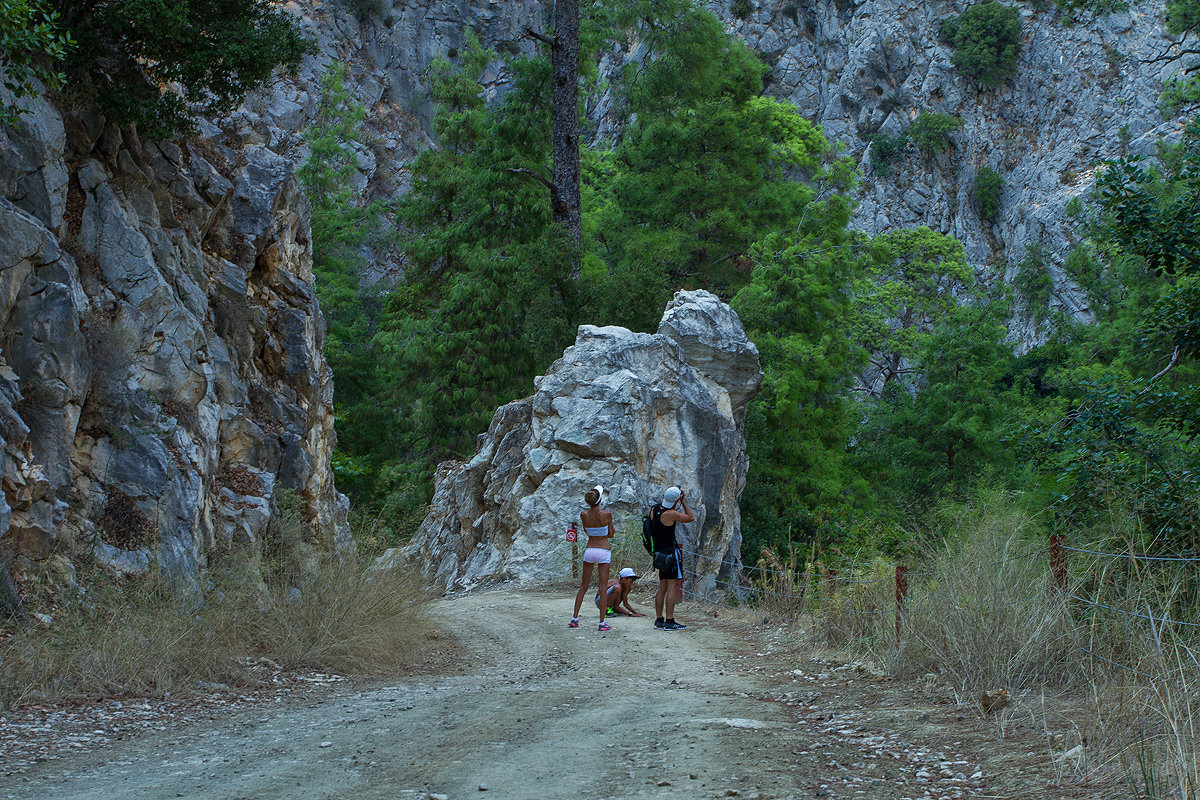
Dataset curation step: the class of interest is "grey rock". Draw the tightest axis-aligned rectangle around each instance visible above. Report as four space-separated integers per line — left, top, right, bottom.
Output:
383 291 760 596
0 93 349 600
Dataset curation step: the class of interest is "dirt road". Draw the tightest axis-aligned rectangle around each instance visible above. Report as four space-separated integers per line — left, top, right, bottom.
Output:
0 590 1075 800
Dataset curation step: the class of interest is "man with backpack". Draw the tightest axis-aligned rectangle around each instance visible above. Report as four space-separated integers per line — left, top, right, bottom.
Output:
647 486 694 630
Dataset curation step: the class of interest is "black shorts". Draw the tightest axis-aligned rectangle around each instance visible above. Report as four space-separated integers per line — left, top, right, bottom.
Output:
655 550 682 580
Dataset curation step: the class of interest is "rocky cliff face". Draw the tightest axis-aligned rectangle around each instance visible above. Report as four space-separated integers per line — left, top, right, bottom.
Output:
384 290 762 594
0 94 350 605
241 0 1185 347
724 0 1183 347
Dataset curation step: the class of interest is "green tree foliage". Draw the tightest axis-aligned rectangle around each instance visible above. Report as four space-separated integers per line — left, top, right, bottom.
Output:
1016 125 1200 553
588 3 828 327
974 165 1004 222
1013 243 1055 323
850 227 974 389
732 176 866 552
0 0 74 126
68 0 310 139
296 65 391 499
939 1 1022 88
907 112 964 155
852 299 1016 509
372 40 579 500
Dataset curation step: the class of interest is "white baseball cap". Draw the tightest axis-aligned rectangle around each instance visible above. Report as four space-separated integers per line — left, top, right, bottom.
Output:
663 486 682 506
619 567 639 579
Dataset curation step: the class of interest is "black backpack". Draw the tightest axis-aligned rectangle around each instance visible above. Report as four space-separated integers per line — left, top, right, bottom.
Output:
640 505 658 556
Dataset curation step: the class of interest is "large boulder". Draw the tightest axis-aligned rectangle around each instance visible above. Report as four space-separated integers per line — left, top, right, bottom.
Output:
385 290 762 595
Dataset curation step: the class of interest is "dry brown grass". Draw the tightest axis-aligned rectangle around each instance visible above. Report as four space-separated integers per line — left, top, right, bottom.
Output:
745 489 1200 798
0 555 429 708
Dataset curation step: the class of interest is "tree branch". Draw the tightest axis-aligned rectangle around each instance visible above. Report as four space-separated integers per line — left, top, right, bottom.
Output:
1140 44 1200 66
1140 346 1181 393
524 27 555 48
507 166 554 192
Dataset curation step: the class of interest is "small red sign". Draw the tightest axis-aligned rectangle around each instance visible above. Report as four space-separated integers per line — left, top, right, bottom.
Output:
566 522 578 543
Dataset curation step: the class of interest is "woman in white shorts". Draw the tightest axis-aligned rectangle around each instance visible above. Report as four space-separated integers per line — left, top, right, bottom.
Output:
570 485 615 631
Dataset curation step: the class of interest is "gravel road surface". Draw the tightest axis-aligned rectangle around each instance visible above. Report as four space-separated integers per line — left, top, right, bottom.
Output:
1 590 1072 800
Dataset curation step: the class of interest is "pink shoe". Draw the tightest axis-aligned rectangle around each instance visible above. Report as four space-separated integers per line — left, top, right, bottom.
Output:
568 619 579 628
598 622 612 631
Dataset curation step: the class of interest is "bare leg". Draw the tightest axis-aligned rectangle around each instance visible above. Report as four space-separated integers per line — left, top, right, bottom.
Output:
573 561 594 618
664 578 679 619
655 579 667 619
596 562 610 624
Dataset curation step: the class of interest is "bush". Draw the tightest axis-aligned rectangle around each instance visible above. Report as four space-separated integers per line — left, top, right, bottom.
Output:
73 0 312 139
1159 75 1200 118
939 1 1022 88
867 132 909 176
907 112 963 154
0 0 74 127
974 164 1004 221
732 0 753 19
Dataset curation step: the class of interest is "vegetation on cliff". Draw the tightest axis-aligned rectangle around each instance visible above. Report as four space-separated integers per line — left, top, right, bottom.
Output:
304 0 1199 571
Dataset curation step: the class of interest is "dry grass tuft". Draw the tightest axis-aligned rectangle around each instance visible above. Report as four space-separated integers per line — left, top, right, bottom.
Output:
0 555 429 708
747 489 1200 798
893 495 1078 697
251 557 429 675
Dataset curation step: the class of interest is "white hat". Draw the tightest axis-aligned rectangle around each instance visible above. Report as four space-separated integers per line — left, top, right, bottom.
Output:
663 486 682 506
593 484 604 498
619 567 639 579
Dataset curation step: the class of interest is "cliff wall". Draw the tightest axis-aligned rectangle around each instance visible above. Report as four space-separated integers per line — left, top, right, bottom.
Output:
0 95 350 605
241 0 1186 346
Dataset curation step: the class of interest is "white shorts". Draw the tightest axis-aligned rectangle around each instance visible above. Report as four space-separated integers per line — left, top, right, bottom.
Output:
582 547 612 564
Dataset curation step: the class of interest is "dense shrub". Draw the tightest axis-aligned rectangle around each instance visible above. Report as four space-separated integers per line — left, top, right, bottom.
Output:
867 132 908 176
939 1 1022 88
974 164 1004 221
0 0 74 126
72 0 312 139
907 112 963 154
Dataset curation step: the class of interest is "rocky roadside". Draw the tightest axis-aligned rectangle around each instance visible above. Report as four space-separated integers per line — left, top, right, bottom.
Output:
0 662 347 780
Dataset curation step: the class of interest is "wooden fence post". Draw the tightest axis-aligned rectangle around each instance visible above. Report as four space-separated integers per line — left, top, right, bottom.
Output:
895 565 908 642
1050 534 1067 592
824 566 837 598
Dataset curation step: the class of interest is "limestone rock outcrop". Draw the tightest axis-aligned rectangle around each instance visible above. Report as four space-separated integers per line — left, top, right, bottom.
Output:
384 290 761 595
0 94 350 603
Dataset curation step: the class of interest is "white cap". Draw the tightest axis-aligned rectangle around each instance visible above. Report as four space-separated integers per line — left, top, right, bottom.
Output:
663 486 682 506
619 567 639 579
593 484 604 498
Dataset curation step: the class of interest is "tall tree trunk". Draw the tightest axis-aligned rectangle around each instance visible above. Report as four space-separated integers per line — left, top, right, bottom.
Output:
551 0 581 276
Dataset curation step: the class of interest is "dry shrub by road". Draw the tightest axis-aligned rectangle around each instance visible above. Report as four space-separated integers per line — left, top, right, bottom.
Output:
0 556 429 709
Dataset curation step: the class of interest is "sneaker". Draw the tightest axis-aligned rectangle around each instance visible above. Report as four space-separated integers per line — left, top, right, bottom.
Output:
568 619 579 628
598 622 612 631
654 618 665 629
663 621 687 631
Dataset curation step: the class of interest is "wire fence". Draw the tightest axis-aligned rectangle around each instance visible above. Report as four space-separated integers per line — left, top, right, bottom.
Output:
564 528 1200 672
615 536 1200 674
